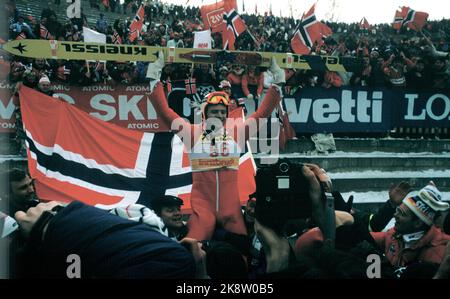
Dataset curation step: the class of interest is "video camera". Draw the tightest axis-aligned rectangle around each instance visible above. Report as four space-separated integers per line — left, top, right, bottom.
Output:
254 160 312 233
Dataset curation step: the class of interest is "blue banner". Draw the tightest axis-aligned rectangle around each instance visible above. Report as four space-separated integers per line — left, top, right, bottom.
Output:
234 86 450 133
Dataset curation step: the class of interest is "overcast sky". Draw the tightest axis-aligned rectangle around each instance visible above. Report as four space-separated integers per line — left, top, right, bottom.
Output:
161 0 450 24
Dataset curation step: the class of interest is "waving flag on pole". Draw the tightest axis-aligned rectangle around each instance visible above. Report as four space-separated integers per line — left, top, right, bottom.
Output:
200 0 237 33
360 17 370 30
40 24 54 40
320 23 333 38
222 0 247 50
290 4 322 55
393 10 403 31
129 4 145 42
401 6 428 31
112 30 123 44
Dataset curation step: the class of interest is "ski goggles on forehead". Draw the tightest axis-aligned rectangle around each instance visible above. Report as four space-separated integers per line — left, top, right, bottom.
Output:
206 92 230 106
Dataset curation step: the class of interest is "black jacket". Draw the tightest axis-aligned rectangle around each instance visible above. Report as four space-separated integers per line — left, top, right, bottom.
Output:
21 201 195 278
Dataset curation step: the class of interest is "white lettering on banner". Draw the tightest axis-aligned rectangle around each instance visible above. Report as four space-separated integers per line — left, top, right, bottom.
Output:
285 90 383 124
0 98 15 119
208 13 223 26
284 97 312 122
53 93 75 104
404 94 450 121
0 83 16 89
82 85 115 92
118 95 144 120
426 94 450 121
1 122 15 129
404 94 426 120
356 91 371 122
52 85 71 91
146 98 157 120
127 123 160 129
313 99 340 123
90 94 116 121
125 86 150 92
341 91 356 122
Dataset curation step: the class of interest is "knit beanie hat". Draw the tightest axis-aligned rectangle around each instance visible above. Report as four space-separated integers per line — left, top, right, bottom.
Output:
403 185 449 226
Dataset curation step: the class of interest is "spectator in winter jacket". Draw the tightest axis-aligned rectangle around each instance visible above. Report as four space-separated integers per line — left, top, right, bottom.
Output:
296 183 450 269
14 201 196 278
242 66 264 101
151 195 188 241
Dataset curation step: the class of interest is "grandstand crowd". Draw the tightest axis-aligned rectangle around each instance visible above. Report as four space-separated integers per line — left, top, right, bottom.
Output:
3 0 450 91
1 0 450 280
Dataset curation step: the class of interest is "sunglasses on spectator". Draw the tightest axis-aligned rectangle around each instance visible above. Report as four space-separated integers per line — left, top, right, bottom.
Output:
206 92 230 106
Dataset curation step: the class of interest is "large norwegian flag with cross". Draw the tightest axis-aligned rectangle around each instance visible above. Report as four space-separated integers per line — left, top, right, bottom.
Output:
291 4 323 55
19 85 255 213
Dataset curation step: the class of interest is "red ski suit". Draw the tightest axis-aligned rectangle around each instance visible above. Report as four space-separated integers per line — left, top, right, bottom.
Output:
149 83 281 240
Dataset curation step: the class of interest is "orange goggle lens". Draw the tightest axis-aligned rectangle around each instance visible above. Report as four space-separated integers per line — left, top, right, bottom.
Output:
206 92 230 106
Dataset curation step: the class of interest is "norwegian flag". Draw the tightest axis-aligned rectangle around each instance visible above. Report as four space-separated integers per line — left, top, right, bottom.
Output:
40 24 54 40
401 6 428 31
290 4 323 55
165 79 172 94
393 10 403 31
319 22 333 40
19 85 192 210
184 78 197 95
222 1 247 50
15 32 26 40
112 30 122 44
19 85 256 212
360 17 370 30
128 4 145 42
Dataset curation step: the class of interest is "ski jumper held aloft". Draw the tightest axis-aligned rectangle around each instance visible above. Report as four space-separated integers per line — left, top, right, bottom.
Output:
149 83 282 241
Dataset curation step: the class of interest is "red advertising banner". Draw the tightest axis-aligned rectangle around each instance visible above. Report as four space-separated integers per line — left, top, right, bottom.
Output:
0 82 16 132
200 0 237 33
51 84 169 132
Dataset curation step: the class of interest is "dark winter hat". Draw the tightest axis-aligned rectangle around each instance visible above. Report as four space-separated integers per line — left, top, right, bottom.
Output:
151 195 183 213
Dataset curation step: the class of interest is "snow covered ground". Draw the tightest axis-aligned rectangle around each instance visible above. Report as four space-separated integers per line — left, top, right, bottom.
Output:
342 191 450 203
0 155 27 163
328 169 450 179
254 151 450 159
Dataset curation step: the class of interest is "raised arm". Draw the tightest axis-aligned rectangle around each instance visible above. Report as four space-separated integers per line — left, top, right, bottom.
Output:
234 58 285 141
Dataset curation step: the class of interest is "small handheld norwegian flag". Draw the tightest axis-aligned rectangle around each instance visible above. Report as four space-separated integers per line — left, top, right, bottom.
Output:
184 78 197 95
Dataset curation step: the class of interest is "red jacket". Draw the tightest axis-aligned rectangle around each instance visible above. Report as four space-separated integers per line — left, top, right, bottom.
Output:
296 226 450 267
241 73 264 97
149 83 281 240
227 72 243 86
371 226 450 267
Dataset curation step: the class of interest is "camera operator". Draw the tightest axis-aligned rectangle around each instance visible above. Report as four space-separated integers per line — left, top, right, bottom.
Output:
252 162 336 274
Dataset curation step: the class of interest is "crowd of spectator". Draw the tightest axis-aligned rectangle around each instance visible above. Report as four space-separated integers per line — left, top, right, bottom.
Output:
1 1 450 280
3 0 449 92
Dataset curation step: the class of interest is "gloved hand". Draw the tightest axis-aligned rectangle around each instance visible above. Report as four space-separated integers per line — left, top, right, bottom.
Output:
246 94 254 101
146 50 165 80
270 57 285 84
332 191 354 213
147 51 165 92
